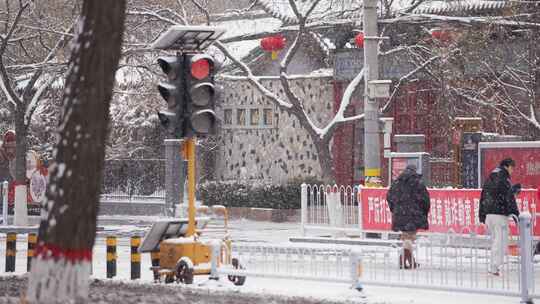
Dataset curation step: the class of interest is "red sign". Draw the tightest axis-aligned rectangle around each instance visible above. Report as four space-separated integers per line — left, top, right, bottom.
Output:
360 187 539 236
480 146 540 188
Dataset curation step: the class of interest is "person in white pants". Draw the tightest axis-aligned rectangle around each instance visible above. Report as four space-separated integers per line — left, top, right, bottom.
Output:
485 214 510 274
479 158 521 276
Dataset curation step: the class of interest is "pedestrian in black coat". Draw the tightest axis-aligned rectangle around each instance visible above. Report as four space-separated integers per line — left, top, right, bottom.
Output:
386 164 430 269
479 159 520 224
387 164 430 232
479 158 520 276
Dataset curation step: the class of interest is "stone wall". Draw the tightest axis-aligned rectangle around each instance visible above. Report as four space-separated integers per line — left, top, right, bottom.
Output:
216 76 335 183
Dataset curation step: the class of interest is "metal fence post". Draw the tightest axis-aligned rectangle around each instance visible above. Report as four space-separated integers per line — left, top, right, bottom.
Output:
27 233 37 272
519 212 533 304
5 232 16 272
106 236 117 278
130 236 141 280
209 241 221 281
350 250 363 291
165 139 185 217
301 183 308 237
2 181 8 226
357 186 363 238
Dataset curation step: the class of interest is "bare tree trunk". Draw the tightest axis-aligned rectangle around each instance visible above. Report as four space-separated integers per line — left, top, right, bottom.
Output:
313 137 334 183
27 1 125 303
13 109 27 182
13 109 28 225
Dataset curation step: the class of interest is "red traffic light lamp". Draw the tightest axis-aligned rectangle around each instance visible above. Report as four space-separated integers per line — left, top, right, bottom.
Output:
191 58 210 80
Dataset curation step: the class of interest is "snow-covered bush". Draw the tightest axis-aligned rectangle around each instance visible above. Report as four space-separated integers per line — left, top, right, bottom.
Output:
198 177 322 209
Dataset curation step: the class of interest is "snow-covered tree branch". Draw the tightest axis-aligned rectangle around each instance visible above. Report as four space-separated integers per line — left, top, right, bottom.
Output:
0 0 76 182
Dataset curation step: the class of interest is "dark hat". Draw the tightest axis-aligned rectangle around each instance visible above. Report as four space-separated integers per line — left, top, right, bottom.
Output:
500 158 516 168
405 164 417 171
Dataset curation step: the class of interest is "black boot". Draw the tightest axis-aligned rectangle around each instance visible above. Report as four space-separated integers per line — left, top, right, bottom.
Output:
404 248 419 269
399 251 410 269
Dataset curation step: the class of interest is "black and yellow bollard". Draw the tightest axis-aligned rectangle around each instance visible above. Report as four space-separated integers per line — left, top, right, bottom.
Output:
106 236 117 278
27 233 37 272
5 232 16 272
130 236 141 280
150 251 160 281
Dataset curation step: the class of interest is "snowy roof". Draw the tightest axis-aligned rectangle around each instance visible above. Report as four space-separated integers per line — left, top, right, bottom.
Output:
214 17 283 60
411 0 510 15
215 17 283 40
257 0 362 24
257 0 512 24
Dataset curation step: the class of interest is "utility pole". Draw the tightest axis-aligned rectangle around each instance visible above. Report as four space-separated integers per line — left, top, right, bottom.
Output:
363 0 381 186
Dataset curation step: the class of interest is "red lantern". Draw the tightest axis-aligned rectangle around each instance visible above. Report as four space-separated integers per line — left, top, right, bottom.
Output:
354 32 364 48
260 35 286 60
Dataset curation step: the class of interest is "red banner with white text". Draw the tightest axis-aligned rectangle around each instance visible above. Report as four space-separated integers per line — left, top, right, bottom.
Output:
360 187 539 236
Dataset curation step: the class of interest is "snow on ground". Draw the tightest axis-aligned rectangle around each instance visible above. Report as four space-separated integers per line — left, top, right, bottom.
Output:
0 218 530 303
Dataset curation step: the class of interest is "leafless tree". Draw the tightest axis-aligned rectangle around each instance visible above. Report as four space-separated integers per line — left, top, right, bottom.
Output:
0 1 77 203
131 0 445 181
379 5 540 140
448 18 540 135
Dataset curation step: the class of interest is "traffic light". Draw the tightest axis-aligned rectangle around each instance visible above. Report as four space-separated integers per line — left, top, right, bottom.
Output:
156 53 218 138
156 55 184 138
183 54 217 137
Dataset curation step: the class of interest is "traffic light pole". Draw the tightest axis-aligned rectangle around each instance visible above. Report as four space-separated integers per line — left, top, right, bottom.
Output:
165 139 184 217
185 137 196 237
363 0 382 186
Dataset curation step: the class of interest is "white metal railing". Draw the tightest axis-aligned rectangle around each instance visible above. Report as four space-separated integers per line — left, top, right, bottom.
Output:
359 231 522 296
300 184 362 237
213 213 537 302
300 184 539 239
211 243 362 289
